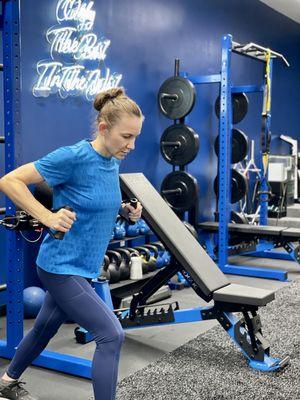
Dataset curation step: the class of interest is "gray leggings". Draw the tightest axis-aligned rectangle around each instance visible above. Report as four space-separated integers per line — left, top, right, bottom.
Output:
7 267 125 400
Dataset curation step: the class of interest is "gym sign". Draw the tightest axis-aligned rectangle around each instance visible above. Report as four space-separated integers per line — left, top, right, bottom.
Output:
32 0 122 101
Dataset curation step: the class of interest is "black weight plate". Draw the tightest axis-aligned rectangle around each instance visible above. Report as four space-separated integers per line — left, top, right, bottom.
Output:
214 169 247 204
215 93 249 124
160 124 199 166
214 129 248 164
161 171 198 211
158 76 196 120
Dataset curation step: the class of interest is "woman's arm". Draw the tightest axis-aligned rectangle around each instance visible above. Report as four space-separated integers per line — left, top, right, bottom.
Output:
0 163 75 231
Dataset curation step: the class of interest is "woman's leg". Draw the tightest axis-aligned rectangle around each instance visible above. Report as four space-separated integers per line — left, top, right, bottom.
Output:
37 268 125 400
6 291 67 379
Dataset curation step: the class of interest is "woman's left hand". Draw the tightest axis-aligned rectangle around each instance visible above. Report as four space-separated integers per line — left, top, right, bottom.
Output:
122 201 143 222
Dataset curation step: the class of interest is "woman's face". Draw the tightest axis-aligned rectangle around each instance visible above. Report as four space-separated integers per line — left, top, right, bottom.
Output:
100 114 143 159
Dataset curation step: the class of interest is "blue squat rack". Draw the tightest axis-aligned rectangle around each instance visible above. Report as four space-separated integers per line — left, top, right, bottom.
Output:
0 0 94 379
185 34 291 281
0 12 290 378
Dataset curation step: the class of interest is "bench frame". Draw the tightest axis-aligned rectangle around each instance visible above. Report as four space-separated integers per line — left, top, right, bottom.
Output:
119 173 290 372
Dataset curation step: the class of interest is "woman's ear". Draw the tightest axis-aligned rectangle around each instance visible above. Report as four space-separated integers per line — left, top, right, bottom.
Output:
98 121 108 136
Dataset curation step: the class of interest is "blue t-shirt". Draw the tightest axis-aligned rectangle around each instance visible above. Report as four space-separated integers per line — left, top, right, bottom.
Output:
34 140 122 278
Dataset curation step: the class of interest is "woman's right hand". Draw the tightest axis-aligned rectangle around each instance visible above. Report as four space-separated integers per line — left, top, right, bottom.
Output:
43 208 77 233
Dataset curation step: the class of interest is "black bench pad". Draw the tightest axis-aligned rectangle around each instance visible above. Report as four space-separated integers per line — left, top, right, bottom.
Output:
213 283 275 306
281 228 300 239
198 222 287 236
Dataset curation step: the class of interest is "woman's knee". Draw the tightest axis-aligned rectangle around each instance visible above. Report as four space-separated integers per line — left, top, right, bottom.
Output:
94 323 125 345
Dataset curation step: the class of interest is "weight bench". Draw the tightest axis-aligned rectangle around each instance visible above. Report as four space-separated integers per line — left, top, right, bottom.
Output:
119 173 289 372
199 221 300 264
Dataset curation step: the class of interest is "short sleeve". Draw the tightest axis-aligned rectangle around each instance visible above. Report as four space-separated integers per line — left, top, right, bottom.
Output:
34 146 75 187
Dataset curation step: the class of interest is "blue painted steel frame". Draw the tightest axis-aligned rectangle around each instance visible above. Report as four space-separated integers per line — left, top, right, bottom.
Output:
73 306 283 372
215 35 287 281
188 36 288 280
0 0 95 380
2 0 24 353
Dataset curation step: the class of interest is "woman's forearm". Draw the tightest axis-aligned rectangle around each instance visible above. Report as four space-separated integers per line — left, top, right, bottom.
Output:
0 177 52 225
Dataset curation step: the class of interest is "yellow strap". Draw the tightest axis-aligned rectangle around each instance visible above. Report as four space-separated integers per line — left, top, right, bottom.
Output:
265 49 271 113
262 153 269 175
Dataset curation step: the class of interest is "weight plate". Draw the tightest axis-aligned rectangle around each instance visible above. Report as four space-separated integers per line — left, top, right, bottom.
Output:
158 76 196 120
214 129 248 164
160 124 199 166
214 169 248 204
161 171 198 211
215 93 249 124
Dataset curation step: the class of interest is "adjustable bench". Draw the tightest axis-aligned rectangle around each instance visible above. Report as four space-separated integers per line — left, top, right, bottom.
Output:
198 221 300 240
119 173 289 372
199 221 300 265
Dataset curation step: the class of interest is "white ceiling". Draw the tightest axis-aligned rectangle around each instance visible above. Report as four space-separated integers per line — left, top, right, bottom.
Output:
259 0 300 24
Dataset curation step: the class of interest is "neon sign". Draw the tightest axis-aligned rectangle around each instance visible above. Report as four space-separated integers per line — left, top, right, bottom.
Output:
33 0 122 101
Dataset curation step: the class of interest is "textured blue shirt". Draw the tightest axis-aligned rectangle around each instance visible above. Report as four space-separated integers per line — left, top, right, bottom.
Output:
34 139 122 278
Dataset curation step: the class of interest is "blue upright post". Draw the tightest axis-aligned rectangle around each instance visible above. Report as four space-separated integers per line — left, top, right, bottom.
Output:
218 34 232 269
1 0 24 353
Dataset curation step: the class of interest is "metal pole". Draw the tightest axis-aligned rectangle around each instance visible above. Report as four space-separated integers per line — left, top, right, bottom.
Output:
218 34 232 268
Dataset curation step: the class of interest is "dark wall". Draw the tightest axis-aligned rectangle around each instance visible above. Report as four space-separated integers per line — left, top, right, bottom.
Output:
8 0 300 284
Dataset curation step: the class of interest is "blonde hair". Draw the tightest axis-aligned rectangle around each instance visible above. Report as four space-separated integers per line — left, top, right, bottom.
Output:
93 87 144 133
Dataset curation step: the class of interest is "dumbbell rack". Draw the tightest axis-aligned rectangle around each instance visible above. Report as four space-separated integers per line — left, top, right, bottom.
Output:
183 34 289 280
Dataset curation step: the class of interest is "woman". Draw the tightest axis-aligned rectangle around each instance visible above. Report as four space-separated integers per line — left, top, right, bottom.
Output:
0 87 144 400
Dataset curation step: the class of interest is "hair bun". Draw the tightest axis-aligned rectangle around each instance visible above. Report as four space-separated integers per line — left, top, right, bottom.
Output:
93 87 125 112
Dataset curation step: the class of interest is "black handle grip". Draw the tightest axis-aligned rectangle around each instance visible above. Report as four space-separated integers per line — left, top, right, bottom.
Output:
128 198 138 225
130 198 138 209
52 206 74 240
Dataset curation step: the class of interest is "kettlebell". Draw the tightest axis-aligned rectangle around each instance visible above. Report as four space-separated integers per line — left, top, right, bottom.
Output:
153 241 171 266
135 246 157 273
149 243 165 268
137 219 152 235
106 250 122 283
114 218 126 240
131 246 150 274
130 253 143 280
115 248 131 280
143 244 164 269
99 254 110 281
125 221 140 237
123 247 143 280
